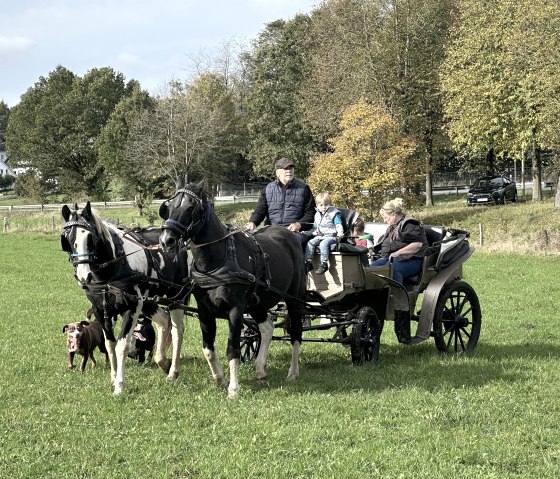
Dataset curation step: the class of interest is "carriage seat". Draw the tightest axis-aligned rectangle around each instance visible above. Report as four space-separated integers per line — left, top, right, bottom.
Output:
403 225 446 288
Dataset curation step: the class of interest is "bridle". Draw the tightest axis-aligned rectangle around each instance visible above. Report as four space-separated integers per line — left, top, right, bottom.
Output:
62 219 99 266
161 188 212 241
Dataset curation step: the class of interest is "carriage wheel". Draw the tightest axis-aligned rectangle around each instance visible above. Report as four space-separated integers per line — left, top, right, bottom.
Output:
433 280 481 354
350 306 383 365
240 319 261 362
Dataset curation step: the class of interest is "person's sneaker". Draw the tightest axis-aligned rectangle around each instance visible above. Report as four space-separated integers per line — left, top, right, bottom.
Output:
305 260 314 273
315 262 329 274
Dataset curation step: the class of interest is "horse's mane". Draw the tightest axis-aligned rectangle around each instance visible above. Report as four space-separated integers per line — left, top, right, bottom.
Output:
84 206 112 244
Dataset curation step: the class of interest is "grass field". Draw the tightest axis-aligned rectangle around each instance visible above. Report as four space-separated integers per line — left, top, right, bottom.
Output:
1 231 560 478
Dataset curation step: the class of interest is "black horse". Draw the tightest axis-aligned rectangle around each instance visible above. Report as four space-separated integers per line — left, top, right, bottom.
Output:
159 181 306 398
61 202 190 394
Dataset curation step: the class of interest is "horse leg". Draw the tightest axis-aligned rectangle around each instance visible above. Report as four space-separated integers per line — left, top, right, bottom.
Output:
225 305 245 399
255 314 274 381
285 301 303 381
113 307 139 395
151 309 172 374
167 308 185 380
199 308 227 389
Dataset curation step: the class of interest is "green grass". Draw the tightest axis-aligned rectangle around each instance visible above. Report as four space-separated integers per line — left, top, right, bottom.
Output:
1 233 560 478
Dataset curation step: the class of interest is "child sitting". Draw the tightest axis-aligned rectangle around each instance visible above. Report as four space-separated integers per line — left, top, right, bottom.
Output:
305 192 344 274
353 218 375 261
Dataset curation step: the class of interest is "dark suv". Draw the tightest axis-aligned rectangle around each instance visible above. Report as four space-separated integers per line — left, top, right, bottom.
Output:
467 176 518 205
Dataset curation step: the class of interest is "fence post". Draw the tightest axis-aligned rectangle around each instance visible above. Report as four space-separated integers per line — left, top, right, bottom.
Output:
479 223 484 247
3 217 8 233
51 216 56 230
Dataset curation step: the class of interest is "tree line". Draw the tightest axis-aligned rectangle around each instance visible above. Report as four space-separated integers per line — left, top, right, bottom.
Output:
2 0 560 212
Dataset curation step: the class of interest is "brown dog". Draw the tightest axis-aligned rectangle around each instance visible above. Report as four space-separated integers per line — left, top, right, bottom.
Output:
62 320 108 372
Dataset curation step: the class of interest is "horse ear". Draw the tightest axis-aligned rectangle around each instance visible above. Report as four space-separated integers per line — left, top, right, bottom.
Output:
82 201 93 221
159 201 169 220
62 205 71 221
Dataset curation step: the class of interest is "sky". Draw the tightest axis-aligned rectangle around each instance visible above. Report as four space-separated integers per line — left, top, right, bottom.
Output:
0 0 316 108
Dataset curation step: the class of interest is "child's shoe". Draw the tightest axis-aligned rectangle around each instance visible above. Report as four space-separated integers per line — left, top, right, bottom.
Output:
305 260 314 273
315 261 329 274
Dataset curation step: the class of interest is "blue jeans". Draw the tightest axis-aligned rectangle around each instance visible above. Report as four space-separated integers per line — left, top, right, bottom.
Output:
370 256 423 284
305 236 337 262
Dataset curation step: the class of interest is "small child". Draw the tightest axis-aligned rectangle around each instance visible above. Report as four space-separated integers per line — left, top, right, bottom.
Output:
305 192 344 274
353 218 375 261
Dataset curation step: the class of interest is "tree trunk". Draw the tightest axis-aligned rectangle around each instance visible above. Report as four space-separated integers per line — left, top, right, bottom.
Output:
531 144 542 202
424 135 434 206
554 175 560 208
485 147 495 175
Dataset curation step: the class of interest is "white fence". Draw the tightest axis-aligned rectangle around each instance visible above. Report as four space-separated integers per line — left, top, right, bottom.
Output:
0 196 258 213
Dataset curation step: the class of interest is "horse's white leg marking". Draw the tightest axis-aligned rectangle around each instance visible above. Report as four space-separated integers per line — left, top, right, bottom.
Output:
228 358 240 399
255 317 274 381
151 310 171 373
113 335 129 395
286 340 301 381
168 308 185 380
105 337 117 384
114 300 141 395
203 347 227 388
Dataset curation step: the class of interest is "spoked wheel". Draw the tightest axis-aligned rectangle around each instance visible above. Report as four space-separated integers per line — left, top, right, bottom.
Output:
240 318 261 362
350 306 384 365
433 280 481 354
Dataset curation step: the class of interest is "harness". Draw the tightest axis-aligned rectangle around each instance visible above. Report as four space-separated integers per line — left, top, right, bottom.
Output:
162 188 273 294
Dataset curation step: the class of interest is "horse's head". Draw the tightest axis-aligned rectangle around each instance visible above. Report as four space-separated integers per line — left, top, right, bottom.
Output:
159 180 209 254
61 201 106 285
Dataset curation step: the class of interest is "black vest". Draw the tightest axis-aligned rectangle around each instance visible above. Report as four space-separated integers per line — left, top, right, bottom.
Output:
265 178 307 225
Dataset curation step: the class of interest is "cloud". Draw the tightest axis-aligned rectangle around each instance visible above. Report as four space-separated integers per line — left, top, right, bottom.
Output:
0 35 35 57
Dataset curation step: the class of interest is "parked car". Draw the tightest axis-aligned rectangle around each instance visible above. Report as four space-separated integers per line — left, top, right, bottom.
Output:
466 176 517 205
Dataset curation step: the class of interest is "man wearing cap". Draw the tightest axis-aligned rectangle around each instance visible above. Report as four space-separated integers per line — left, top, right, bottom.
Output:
244 157 315 246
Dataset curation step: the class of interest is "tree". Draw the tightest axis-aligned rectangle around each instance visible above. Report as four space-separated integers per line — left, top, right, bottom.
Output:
303 0 456 206
0 100 9 144
125 74 248 195
441 0 560 203
243 15 315 178
307 99 422 219
6 66 134 199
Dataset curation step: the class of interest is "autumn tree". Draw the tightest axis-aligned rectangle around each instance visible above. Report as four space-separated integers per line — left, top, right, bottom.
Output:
442 0 560 203
307 99 422 219
303 0 456 206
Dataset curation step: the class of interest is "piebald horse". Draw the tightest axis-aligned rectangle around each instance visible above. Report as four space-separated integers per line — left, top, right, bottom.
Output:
61 202 189 394
159 181 306 398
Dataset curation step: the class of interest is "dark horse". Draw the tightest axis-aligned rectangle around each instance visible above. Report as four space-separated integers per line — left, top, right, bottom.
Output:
61 202 189 394
159 181 306 398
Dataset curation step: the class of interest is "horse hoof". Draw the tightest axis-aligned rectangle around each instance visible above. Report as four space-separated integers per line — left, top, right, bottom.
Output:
113 383 124 395
158 359 171 374
286 371 299 382
167 371 179 381
256 374 268 383
228 389 239 399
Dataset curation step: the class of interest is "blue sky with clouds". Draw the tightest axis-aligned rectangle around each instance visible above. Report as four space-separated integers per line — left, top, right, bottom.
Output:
0 0 315 108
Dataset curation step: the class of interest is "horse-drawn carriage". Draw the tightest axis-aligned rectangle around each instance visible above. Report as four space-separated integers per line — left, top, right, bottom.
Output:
62 183 481 397
240 208 482 365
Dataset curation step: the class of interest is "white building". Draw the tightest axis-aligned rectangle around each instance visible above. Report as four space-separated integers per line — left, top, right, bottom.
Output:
0 143 16 180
